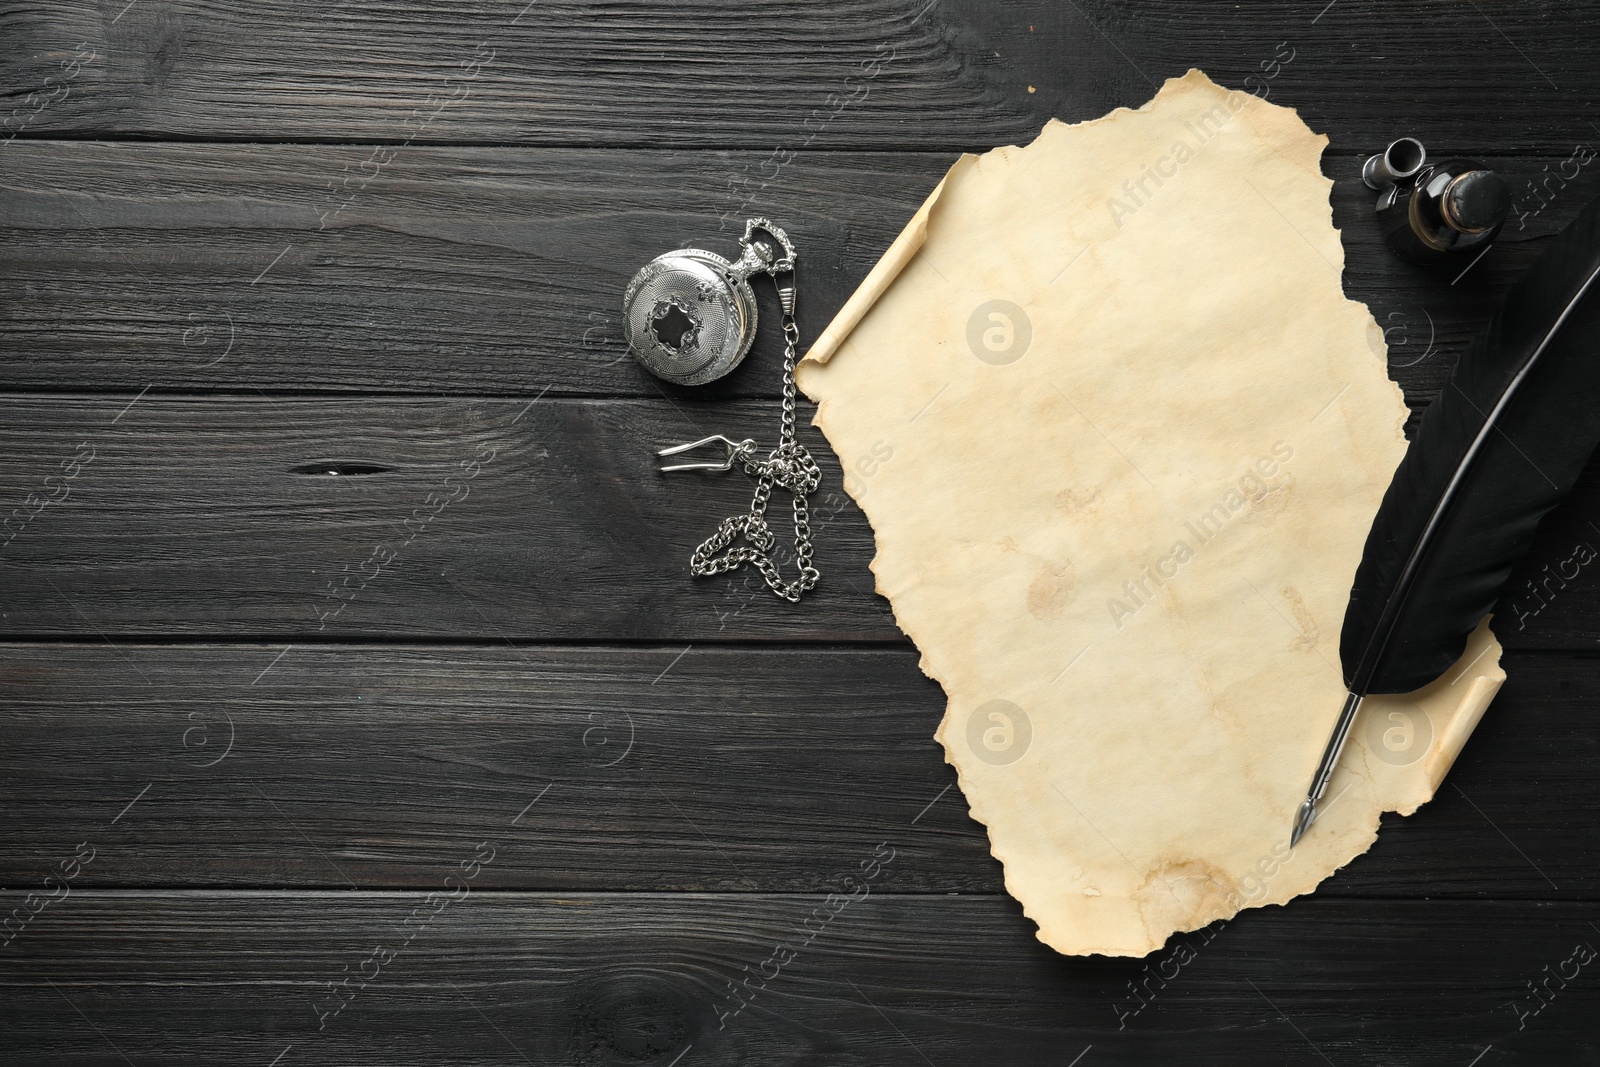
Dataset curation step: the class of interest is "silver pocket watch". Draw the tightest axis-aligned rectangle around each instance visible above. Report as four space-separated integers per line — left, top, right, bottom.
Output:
623 218 822 603
623 218 798 386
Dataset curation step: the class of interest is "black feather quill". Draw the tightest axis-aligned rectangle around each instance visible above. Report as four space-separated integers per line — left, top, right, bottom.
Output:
1295 193 1600 844
1342 196 1600 694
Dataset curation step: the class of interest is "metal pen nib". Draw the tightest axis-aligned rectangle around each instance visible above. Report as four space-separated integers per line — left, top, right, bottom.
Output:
1290 691 1364 847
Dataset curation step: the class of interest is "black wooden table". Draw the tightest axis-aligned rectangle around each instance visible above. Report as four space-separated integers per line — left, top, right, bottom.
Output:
3 2 1599 1063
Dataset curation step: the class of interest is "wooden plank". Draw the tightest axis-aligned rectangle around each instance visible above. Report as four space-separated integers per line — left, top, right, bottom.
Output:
5 391 1600 646
0 643 967 892
0 0 1036 149
986 0 1600 155
4 1 1599 152
1 892 1595 1063
0 144 952 400
0 642 1595 898
0 395 897 640
3 141 1596 402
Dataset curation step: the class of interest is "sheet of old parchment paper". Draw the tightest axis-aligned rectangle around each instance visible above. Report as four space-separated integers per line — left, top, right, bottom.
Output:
796 70 1505 957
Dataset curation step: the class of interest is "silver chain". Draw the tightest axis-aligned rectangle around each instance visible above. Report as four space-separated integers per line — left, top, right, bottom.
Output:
685 290 822 602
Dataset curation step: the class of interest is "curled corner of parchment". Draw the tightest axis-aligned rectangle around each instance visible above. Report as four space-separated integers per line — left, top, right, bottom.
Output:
805 164 962 367
798 67 1509 957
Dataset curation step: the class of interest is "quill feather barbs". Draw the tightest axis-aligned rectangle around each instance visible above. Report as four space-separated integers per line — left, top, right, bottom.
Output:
1341 195 1600 695
1294 194 1600 845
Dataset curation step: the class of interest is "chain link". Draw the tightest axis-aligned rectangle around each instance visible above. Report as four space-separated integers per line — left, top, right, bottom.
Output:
685 299 821 602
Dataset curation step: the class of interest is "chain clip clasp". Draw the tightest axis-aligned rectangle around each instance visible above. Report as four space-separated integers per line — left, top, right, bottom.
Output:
657 435 757 473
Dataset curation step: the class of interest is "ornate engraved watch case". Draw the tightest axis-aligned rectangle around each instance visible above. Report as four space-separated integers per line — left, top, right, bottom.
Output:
622 218 797 386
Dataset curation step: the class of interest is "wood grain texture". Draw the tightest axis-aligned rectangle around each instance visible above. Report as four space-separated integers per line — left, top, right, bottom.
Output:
0 396 896 640
2 142 1595 402
0 643 1595 899
4 0 1600 152
2 892 1596 1065
0 143 950 400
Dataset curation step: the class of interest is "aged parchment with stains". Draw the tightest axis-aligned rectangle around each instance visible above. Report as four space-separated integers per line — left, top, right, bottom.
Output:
796 70 1505 957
